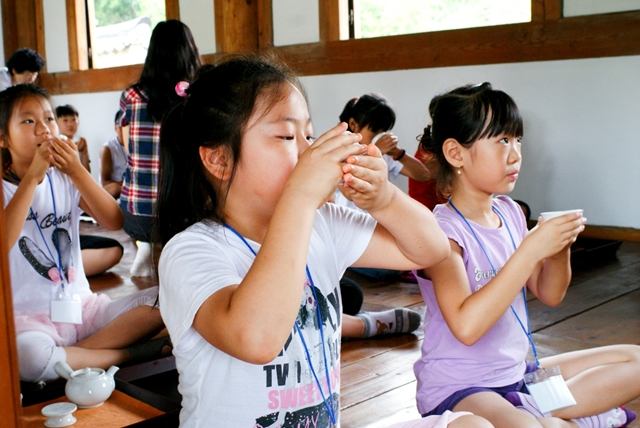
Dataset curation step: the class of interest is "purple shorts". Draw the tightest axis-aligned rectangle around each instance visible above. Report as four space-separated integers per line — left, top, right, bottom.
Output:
422 361 538 417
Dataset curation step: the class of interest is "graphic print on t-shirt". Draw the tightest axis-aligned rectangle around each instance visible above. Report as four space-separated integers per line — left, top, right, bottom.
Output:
256 282 342 427
19 209 75 284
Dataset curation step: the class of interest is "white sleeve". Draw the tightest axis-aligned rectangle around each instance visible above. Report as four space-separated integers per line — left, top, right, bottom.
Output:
158 231 244 346
384 154 404 180
318 203 377 272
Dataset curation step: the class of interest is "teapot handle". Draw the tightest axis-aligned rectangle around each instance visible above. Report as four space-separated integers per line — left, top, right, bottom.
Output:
53 361 74 380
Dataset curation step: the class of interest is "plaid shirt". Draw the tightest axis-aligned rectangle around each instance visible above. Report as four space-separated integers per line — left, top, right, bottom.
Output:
118 86 160 216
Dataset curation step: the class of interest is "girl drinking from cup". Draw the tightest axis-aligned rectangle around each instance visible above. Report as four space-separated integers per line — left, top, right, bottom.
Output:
1 84 164 383
413 82 640 427
155 55 490 428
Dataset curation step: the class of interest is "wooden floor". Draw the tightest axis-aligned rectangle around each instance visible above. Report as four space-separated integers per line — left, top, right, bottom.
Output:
81 221 640 427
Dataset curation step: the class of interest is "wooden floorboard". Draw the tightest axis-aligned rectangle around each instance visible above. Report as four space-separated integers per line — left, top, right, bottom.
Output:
82 220 640 427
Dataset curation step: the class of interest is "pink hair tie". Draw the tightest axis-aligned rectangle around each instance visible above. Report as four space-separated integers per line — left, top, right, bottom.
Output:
175 81 189 98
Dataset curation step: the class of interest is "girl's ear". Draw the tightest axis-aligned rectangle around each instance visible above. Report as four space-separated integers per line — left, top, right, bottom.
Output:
0 131 8 148
347 118 359 133
199 146 232 181
442 138 464 168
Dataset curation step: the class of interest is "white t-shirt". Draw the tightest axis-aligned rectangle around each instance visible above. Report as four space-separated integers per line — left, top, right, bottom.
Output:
102 137 127 183
3 168 90 312
0 68 12 91
159 203 377 427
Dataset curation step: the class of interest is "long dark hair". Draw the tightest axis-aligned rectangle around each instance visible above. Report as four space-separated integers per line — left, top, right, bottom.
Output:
135 20 201 122
154 54 304 248
339 93 396 133
0 84 53 172
419 82 523 195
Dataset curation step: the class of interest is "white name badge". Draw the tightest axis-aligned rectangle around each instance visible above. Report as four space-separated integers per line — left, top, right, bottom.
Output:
525 365 577 414
50 292 82 324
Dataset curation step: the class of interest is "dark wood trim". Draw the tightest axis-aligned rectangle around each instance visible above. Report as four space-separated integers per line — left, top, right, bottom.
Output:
214 0 259 54
580 225 640 242
544 0 563 20
257 0 274 49
34 0 46 70
319 0 340 42
274 10 640 76
66 0 89 70
0 183 23 427
165 0 180 21
1 0 38 59
38 8 640 93
38 63 142 95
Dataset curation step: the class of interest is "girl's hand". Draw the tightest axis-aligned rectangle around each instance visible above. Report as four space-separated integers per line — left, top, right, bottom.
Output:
374 132 399 155
24 140 53 183
341 143 393 212
48 136 83 176
520 212 585 262
287 123 367 208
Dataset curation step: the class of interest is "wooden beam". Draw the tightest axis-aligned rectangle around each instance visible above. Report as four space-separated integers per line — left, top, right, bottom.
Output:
319 0 340 42
66 0 89 70
274 10 640 76
257 0 273 49
214 0 259 53
34 0 46 69
165 0 180 21
533 0 563 21
0 183 23 427
1 0 38 58
38 63 142 95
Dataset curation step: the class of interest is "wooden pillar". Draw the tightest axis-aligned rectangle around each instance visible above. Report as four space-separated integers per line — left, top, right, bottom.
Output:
318 0 340 42
214 0 259 53
257 0 273 49
66 0 89 70
0 182 23 426
532 0 563 21
1 0 39 60
165 0 180 21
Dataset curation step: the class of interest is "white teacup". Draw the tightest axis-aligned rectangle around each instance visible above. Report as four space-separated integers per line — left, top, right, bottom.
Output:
539 209 583 221
42 402 77 427
371 132 387 145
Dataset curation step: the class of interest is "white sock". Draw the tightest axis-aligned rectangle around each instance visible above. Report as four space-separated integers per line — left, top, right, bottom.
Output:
130 241 152 277
572 408 634 428
356 308 421 338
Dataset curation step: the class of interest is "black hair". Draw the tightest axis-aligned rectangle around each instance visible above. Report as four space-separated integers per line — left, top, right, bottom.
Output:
338 93 396 134
0 84 52 172
154 54 305 249
135 20 201 122
6 48 45 74
55 104 78 118
114 110 123 124
419 82 523 196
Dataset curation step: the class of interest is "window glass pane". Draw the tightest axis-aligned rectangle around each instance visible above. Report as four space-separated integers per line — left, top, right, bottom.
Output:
91 0 166 69
356 0 531 39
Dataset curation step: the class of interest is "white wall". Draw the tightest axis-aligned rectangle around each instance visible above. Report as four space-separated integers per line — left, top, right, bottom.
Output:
179 0 216 54
564 0 640 17
301 56 640 229
273 0 320 46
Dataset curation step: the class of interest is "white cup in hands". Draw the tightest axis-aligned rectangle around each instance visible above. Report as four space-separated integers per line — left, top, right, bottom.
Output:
539 209 584 221
371 132 386 145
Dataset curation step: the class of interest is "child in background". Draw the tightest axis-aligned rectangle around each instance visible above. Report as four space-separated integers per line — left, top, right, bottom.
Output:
408 144 446 210
56 104 124 276
100 110 126 199
1 84 165 382
414 82 640 427
155 56 490 428
55 104 90 172
0 47 45 91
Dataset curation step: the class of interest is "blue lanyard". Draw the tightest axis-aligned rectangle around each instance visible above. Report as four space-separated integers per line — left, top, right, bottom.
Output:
223 224 337 424
448 198 539 366
8 170 66 289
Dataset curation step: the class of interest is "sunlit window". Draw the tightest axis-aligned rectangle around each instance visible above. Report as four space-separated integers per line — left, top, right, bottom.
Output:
87 0 166 69
354 0 531 39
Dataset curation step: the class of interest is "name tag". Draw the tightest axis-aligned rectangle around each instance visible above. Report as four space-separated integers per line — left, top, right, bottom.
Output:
50 293 82 324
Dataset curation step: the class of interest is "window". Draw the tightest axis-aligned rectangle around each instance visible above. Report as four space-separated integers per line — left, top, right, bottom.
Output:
87 0 166 69
352 0 531 39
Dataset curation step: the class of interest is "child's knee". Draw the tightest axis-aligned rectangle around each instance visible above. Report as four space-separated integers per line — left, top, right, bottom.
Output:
16 331 67 382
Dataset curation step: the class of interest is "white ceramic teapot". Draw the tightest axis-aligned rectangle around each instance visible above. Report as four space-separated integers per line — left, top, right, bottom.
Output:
54 361 119 408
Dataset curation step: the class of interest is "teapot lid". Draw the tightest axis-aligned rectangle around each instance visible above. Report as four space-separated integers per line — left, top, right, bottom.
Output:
70 367 104 379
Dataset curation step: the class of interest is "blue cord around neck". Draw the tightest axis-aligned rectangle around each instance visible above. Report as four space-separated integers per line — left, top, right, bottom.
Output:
223 223 337 424
448 198 539 366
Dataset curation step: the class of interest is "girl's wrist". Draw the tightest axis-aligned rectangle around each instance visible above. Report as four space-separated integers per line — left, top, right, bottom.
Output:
393 148 406 161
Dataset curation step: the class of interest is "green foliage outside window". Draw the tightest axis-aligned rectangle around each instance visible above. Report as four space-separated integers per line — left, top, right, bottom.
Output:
93 0 165 28
358 0 531 39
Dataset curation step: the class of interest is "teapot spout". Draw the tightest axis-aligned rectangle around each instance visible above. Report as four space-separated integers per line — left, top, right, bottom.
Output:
106 365 120 378
53 361 74 380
